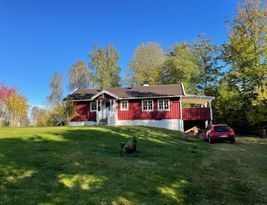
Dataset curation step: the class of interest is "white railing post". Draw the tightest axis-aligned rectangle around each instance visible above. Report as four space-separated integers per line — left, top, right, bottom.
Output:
179 97 184 132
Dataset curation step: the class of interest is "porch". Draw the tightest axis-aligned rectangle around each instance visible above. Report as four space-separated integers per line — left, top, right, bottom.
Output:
95 99 117 125
181 95 214 131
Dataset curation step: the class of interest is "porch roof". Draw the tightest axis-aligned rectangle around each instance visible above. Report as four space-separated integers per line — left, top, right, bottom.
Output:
182 95 214 105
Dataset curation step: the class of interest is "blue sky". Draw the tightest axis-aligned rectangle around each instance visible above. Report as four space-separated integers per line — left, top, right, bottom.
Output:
0 0 239 106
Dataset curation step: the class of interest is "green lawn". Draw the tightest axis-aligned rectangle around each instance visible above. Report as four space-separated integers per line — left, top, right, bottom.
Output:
0 126 266 205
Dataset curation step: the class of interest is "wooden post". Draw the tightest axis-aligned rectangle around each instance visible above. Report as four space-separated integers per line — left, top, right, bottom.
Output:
179 97 184 132
209 100 213 125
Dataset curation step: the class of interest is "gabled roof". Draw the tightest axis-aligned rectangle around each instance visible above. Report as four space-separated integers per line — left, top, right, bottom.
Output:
66 84 185 101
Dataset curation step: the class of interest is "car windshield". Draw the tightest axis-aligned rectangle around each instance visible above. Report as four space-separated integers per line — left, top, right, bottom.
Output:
214 126 231 132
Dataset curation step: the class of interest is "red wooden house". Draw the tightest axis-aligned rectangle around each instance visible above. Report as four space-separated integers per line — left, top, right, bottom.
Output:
65 83 214 131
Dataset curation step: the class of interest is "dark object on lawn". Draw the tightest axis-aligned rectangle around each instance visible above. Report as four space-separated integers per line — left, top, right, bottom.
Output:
120 137 137 156
259 128 266 138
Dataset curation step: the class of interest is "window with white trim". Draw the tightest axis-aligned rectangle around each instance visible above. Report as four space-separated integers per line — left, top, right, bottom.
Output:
90 102 97 112
120 101 128 111
158 99 170 111
142 100 153 111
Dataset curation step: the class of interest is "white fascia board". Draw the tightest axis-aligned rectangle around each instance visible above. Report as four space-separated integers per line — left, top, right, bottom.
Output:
69 88 78 94
184 94 215 100
181 83 186 95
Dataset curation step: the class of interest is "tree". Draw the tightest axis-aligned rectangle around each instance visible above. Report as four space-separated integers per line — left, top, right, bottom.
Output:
31 106 49 127
90 44 121 87
214 80 247 132
68 61 92 90
0 83 28 127
223 0 266 94
160 43 202 93
60 99 76 125
127 42 165 85
7 95 29 127
48 72 63 108
219 0 267 129
246 80 267 128
191 34 222 96
0 83 16 126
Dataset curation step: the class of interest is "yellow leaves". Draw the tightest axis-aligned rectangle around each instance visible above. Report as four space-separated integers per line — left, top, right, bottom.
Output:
7 95 28 116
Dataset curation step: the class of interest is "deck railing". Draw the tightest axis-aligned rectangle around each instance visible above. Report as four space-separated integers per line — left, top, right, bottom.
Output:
182 107 211 120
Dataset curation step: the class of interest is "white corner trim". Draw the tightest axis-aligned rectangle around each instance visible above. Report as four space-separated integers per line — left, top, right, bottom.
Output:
120 100 129 111
141 100 154 112
157 99 170 111
181 83 186 95
91 90 119 100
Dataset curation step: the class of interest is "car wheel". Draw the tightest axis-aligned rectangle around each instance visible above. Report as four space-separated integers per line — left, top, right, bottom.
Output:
230 138 235 143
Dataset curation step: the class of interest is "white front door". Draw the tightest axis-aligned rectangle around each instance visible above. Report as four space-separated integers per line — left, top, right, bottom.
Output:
102 101 111 119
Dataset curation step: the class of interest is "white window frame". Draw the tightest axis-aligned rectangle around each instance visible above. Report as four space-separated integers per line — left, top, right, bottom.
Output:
158 99 170 111
90 101 97 112
142 100 154 112
120 100 128 111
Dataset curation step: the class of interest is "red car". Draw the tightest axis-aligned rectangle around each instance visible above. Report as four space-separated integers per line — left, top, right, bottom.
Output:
203 124 235 143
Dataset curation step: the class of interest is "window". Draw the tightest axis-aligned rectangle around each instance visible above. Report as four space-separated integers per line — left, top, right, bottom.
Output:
214 126 231 132
90 102 97 112
158 99 170 111
142 100 153 111
120 101 128 111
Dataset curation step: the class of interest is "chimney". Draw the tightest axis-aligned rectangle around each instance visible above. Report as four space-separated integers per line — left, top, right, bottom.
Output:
143 81 149 86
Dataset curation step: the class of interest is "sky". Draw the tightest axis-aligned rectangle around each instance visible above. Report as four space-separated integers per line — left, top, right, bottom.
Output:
0 0 239 107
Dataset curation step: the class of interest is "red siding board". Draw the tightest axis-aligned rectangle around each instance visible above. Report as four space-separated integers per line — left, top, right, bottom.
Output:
70 99 210 122
118 98 181 120
182 108 211 121
71 102 96 122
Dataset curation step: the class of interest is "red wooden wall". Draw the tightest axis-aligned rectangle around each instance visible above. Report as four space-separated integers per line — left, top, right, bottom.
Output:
182 108 211 121
71 102 96 121
118 98 181 120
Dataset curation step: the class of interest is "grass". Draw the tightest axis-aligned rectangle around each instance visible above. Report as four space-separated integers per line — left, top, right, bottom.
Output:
0 126 266 205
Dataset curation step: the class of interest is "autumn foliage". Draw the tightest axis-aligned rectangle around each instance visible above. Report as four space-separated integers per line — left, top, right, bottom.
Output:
0 83 28 127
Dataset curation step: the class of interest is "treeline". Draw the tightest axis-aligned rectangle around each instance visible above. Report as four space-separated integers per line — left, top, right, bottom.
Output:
2 0 265 132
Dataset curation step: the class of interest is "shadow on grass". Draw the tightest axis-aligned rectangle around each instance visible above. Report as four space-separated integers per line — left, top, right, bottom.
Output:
0 126 209 205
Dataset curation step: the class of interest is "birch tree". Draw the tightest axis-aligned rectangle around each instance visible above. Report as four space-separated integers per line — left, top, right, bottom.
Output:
127 42 165 85
90 44 121 88
68 61 92 90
